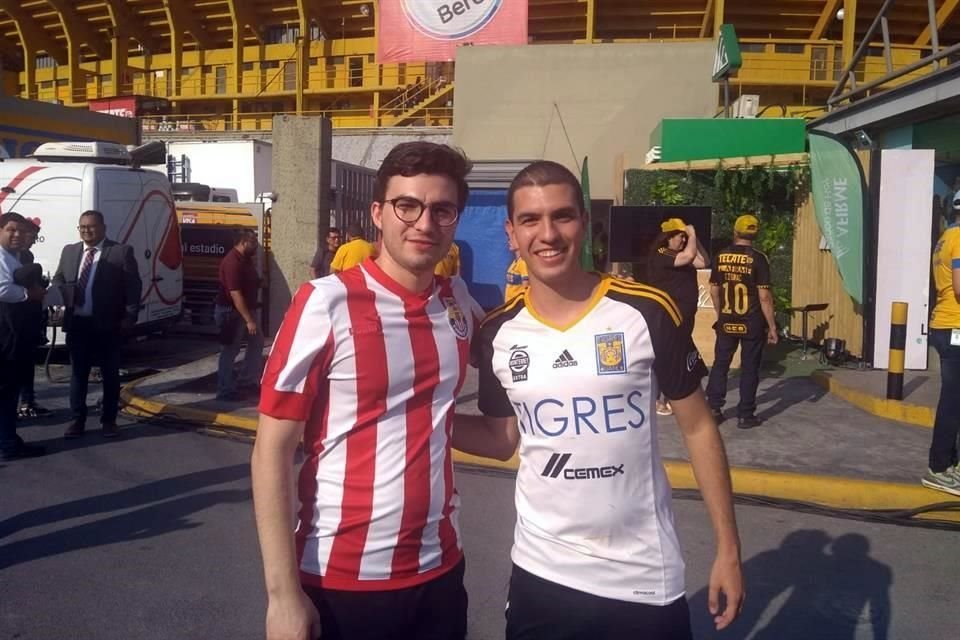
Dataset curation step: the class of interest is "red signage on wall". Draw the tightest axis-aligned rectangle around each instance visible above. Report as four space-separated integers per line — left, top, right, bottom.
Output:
378 0 528 63
88 96 139 118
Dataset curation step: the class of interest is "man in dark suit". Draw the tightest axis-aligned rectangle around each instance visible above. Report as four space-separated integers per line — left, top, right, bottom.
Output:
53 210 142 439
0 212 48 460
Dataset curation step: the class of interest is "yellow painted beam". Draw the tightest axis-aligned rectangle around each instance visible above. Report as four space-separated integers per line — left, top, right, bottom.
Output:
841 0 857 72
294 0 312 114
713 0 724 37
699 0 715 37
914 0 959 46
811 0 841 40
44 0 111 60
103 0 160 53
585 0 595 42
225 0 263 45
0 0 68 65
162 0 214 51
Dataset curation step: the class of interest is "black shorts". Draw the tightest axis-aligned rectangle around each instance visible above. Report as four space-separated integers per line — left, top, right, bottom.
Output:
302 559 467 640
505 564 693 640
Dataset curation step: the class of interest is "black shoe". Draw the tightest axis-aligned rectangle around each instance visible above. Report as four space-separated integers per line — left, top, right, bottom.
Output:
737 415 763 430
711 409 725 424
0 442 46 460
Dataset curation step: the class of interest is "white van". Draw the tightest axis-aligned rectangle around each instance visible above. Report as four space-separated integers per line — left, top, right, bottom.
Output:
0 141 184 335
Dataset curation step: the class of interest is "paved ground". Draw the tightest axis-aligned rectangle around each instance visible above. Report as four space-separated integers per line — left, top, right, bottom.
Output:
825 368 940 409
133 344 934 485
2 413 957 640
3 334 956 639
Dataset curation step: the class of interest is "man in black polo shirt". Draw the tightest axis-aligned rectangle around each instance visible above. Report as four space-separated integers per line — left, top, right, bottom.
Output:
706 214 778 429
215 229 263 401
309 227 341 279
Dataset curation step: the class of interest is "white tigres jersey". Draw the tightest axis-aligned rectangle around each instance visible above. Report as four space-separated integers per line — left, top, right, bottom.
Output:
259 258 481 591
475 275 707 605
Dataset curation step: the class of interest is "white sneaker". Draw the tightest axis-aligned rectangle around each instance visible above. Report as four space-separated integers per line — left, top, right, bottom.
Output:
921 468 960 497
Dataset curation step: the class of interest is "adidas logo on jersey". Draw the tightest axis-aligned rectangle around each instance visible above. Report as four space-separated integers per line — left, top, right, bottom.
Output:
552 350 578 369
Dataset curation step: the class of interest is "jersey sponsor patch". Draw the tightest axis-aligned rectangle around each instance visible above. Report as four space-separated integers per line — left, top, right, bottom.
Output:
442 296 469 339
721 322 748 335
509 345 530 382
595 332 627 375
552 349 578 368
540 452 625 480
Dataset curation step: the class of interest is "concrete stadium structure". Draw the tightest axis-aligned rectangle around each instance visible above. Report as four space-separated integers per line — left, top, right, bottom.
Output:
1 0 957 133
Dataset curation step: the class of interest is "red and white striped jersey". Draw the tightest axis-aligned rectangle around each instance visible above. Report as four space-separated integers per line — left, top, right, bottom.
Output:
259 258 481 591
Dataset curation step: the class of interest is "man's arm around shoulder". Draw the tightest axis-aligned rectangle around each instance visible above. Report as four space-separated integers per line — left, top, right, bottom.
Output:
452 413 520 462
252 415 321 640
671 389 744 631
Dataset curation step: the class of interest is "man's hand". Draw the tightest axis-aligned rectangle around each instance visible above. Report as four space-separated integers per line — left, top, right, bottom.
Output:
265 590 322 640
247 320 259 336
26 285 46 303
708 552 744 631
767 327 779 345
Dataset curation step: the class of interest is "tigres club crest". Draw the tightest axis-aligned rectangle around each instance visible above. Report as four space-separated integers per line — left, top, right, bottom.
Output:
442 297 469 340
595 332 627 375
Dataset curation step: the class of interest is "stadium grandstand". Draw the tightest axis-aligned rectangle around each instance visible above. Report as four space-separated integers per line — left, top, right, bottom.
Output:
0 0 957 133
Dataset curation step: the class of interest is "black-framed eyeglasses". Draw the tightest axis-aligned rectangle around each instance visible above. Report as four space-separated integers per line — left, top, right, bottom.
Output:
385 196 460 227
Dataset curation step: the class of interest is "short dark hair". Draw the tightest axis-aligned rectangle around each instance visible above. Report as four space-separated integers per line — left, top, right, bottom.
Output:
652 231 675 253
346 223 364 238
373 142 472 212
327 227 341 236
0 211 27 228
507 161 585 220
79 210 106 226
233 228 258 245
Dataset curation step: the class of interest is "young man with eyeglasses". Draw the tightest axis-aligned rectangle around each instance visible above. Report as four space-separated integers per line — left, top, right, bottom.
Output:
253 142 481 640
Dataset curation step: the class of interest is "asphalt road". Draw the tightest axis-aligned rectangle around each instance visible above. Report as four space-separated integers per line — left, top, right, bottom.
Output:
2 337 957 639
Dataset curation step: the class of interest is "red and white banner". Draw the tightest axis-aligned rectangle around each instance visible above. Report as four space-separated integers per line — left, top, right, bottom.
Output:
378 0 528 63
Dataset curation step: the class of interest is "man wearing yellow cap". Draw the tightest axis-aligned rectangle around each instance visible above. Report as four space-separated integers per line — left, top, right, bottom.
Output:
705 214 777 429
648 218 709 415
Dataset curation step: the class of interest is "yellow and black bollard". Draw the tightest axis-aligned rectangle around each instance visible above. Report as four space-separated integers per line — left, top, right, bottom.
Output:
886 301 908 400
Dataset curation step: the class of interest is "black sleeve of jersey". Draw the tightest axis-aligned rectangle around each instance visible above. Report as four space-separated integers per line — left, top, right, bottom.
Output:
754 252 772 288
649 311 709 401
709 251 724 285
473 324 514 418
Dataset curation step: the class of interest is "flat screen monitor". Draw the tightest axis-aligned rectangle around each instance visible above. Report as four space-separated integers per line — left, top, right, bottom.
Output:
607 205 712 264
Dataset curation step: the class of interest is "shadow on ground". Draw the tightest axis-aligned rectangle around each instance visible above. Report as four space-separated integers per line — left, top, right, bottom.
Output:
0 464 251 569
689 529 892 640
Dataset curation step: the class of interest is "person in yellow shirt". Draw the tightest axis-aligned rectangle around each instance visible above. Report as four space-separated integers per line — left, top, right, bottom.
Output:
504 249 528 302
924 191 960 496
434 241 461 277
330 223 376 273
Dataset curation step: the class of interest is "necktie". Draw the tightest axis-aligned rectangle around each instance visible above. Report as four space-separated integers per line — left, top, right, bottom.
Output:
75 247 97 307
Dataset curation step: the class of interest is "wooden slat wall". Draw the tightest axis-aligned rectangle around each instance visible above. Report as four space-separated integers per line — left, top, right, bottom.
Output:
790 189 864 356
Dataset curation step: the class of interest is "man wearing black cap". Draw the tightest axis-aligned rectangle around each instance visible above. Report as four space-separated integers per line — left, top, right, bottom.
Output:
706 214 778 429
0 212 47 460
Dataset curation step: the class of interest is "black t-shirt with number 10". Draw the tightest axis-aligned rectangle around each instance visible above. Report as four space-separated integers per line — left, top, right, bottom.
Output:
709 244 771 336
